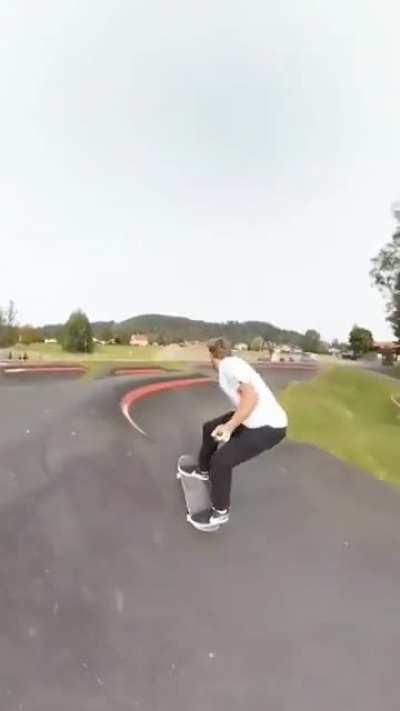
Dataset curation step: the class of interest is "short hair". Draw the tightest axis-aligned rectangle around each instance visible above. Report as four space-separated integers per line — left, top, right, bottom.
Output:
207 337 232 355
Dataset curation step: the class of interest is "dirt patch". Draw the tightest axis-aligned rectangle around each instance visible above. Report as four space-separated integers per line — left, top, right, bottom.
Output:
154 344 210 361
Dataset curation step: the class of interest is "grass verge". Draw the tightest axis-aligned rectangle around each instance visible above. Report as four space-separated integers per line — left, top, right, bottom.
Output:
13 342 160 362
281 367 400 485
80 360 189 380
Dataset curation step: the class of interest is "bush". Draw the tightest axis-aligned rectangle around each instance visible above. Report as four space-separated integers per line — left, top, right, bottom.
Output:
61 310 94 353
250 336 264 351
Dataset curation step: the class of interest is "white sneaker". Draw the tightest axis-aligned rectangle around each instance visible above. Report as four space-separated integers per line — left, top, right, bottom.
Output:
178 463 209 481
187 507 230 531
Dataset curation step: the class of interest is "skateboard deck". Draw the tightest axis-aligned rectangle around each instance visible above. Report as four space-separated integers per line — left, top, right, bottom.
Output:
177 454 220 532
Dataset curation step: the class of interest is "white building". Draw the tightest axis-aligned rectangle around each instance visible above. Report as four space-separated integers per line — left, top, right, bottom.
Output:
130 334 149 347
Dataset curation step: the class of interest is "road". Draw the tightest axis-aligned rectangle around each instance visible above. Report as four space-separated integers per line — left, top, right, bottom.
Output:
0 369 399 710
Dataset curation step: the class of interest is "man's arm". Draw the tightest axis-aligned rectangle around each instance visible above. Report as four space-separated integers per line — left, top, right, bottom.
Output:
213 383 258 441
227 382 258 431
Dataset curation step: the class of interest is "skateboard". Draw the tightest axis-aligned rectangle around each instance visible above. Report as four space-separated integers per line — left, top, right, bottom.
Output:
176 454 220 532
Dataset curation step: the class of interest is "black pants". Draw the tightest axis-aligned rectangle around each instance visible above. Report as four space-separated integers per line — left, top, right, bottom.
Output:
199 412 286 511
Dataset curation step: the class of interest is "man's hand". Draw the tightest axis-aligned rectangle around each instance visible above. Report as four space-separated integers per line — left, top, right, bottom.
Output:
211 423 232 443
211 384 258 443
225 382 258 432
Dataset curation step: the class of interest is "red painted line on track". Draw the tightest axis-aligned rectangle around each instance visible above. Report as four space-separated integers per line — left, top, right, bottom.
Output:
4 367 85 374
114 368 166 376
257 364 318 370
121 377 212 435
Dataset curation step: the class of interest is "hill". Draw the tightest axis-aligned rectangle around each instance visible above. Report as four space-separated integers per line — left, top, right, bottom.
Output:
43 313 305 347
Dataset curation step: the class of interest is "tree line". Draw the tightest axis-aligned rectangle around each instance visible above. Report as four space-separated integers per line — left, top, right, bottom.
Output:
46 314 333 353
0 302 378 357
42 314 309 350
0 301 19 347
371 221 400 342
2 210 398 356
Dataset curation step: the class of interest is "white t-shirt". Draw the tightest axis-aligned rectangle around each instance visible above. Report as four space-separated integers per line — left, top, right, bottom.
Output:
218 356 288 429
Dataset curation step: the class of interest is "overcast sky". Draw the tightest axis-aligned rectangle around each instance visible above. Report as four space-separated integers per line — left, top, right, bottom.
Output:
1 1 399 340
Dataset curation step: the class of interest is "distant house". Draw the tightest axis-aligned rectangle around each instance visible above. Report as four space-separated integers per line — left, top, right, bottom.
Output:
129 334 149 347
373 341 400 354
373 341 400 364
44 338 57 344
271 345 303 363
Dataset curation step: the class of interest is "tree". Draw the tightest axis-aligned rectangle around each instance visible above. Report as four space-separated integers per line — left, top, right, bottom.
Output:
371 230 400 339
36 328 45 342
319 341 330 355
0 307 4 346
250 336 264 351
6 300 17 327
303 329 321 353
264 340 275 359
7 300 18 344
61 310 94 353
331 338 348 353
19 325 43 345
157 333 172 346
349 325 374 357
114 328 131 346
387 273 400 341
54 327 63 343
0 300 18 347
100 325 114 343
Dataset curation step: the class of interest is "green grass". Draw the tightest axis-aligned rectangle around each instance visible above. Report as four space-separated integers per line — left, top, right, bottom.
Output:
14 342 160 362
80 360 189 380
281 367 400 485
10 342 190 379
392 363 400 379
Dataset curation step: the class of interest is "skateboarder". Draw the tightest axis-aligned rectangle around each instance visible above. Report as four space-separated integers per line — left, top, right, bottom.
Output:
180 337 287 531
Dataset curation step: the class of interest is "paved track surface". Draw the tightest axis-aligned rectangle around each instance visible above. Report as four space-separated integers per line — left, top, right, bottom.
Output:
0 370 84 386
1 371 399 711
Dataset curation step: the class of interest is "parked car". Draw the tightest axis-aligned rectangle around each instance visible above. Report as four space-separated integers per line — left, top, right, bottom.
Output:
301 352 319 363
341 351 357 361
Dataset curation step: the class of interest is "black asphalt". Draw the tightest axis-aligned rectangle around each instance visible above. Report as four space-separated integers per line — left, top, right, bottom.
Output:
1 370 399 710
0 370 84 386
